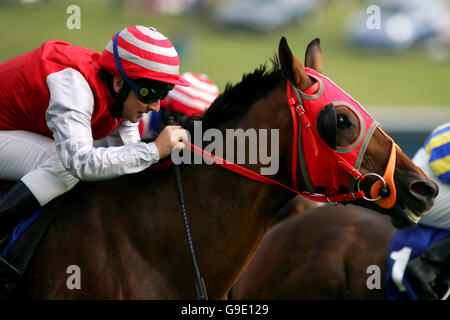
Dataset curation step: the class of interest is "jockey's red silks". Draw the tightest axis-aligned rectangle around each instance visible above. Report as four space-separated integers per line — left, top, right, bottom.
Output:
0 40 119 140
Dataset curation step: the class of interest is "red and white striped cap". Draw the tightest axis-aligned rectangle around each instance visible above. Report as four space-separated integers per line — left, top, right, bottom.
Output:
99 26 190 86
161 72 219 116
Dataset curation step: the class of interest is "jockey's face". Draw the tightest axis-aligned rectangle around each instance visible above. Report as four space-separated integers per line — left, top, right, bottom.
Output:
113 76 161 123
122 89 160 123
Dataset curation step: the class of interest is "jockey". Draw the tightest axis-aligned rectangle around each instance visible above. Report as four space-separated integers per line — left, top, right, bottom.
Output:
406 122 450 299
0 26 190 278
140 72 219 141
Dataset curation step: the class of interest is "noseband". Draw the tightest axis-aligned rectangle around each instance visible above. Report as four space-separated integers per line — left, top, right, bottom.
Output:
366 129 398 208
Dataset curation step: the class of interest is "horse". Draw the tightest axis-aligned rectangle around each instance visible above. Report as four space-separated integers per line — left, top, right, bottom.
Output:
6 37 437 299
229 204 450 300
275 196 319 223
230 204 396 299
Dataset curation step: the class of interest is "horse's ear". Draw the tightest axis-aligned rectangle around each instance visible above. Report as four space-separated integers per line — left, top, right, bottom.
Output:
278 37 314 91
305 38 323 73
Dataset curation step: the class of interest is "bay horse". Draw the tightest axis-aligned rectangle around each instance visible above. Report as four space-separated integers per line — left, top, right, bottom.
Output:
230 204 450 300
275 196 319 223
230 204 396 299
9 37 437 299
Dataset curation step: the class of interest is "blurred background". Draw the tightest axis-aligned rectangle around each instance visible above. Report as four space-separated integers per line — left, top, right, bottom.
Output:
0 0 449 157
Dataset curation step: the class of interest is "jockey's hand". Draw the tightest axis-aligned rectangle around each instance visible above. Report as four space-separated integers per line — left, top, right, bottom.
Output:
154 125 188 159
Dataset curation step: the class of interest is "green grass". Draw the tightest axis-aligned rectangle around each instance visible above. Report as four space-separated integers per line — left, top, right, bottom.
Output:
0 0 449 107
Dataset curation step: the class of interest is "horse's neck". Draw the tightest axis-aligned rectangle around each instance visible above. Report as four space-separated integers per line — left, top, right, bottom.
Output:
173 98 293 298
181 162 292 298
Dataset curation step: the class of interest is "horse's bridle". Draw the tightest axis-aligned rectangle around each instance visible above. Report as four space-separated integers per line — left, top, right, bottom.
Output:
367 129 398 209
183 80 398 207
286 80 398 208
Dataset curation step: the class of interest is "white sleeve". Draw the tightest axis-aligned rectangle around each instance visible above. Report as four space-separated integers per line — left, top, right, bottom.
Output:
414 148 450 231
45 68 160 181
106 120 142 147
105 127 123 147
119 120 141 145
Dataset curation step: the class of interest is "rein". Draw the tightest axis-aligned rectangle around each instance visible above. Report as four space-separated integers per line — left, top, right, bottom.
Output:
184 140 360 203
173 163 208 300
167 117 207 300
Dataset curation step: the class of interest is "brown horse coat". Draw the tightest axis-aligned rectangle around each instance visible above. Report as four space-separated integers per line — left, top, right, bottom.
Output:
11 38 436 299
231 204 396 299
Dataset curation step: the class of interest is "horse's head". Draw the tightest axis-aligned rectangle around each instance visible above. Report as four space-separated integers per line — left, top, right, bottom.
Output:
278 37 438 228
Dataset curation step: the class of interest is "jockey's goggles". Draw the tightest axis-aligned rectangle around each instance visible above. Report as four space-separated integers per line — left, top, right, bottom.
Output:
112 31 174 104
133 79 174 104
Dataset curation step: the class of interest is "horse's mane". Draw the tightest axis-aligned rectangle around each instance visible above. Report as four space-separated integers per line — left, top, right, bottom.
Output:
183 56 285 133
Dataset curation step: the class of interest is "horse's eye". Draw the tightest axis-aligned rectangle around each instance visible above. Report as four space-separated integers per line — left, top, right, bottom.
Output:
317 104 361 149
334 105 361 147
337 113 350 129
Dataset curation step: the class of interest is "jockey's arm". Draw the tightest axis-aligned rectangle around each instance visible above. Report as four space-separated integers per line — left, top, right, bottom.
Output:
45 68 160 181
106 120 141 147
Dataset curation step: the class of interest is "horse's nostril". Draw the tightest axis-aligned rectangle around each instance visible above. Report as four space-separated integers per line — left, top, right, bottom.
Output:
411 182 427 195
411 181 437 199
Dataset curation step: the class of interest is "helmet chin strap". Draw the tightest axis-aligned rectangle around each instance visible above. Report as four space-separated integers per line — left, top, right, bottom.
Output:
370 129 398 209
105 74 129 119
113 30 145 98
